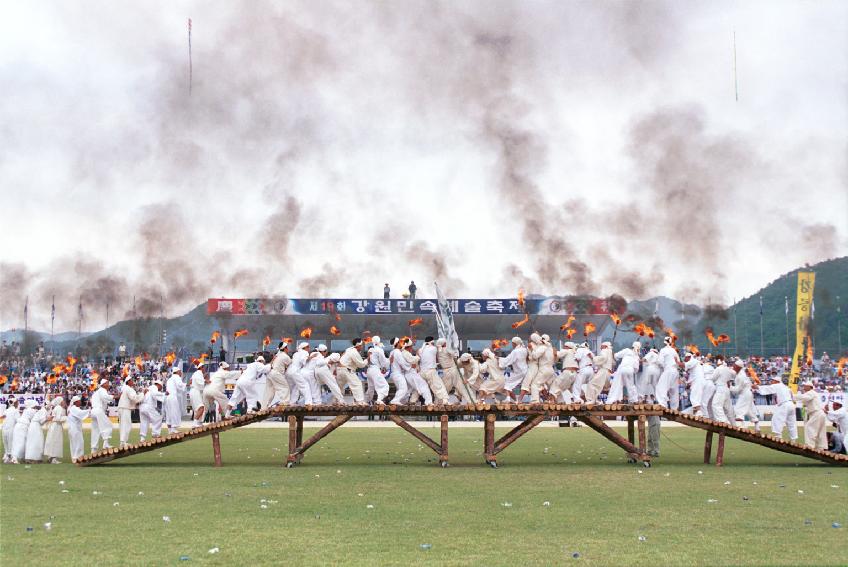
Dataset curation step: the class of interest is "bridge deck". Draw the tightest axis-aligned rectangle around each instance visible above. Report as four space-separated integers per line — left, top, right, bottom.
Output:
73 403 848 468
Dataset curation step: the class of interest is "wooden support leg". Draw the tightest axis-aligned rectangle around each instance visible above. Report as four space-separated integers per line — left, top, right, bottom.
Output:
492 414 547 457
579 414 650 465
704 431 713 464
287 415 352 467
439 414 449 466
637 415 647 454
716 431 725 467
627 417 635 444
296 416 304 447
484 413 496 466
211 432 222 467
287 416 298 466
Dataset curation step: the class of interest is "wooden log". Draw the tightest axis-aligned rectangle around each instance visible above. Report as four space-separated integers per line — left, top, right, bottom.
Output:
704 431 713 464
388 415 441 454
493 414 546 456
627 417 635 444
484 413 496 463
439 414 449 464
212 432 222 467
295 414 352 457
637 415 647 453
287 415 298 464
716 432 726 467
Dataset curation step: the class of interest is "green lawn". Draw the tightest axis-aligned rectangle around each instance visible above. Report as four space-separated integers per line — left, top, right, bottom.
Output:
1 424 846 566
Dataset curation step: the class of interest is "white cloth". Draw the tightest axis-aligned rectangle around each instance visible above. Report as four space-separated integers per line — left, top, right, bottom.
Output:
287 350 313 405
389 348 411 404
44 404 66 460
67 405 90 460
25 408 48 461
90 386 115 450
500 346 528 391
711 366 736 424
229 361 270 410
2 406 19 458
139 387 165 439
164 374 186 430
189 370 206 414
730 370 760 424
12 408 34 460
367 347 390 403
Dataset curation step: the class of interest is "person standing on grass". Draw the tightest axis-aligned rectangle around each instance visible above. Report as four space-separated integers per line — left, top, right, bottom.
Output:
2 398 20 463
67 395 90 461
25 401 48 463
825 401 847 453
43 396 67 463
10 399 36 463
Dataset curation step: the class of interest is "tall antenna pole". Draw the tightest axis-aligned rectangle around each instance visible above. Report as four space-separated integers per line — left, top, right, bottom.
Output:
733 30 739 102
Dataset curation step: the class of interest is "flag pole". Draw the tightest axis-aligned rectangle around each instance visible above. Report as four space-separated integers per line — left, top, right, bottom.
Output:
51 295 55 356
759 295 764 357
837 295 842 354
784 295 790 355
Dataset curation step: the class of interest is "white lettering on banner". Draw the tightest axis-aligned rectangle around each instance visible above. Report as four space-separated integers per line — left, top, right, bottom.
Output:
396 300 414 313
419 301 437 313
508 300 520 310
352 300 369 313
375 300 392 313
448 300 459 312
464 301 482 313
486 300 504 313
309 301 320 312
217 301 233 312
336 301 346 312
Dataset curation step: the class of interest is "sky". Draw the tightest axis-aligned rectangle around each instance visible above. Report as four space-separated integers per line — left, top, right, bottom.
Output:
1 0 846 332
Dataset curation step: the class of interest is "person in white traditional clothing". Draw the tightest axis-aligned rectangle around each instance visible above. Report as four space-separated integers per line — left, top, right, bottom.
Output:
204 362 238 418
389 338 411 404
519 333 543 401
139 380 166 441
67 396 90 462
701 360 717 419
118 377 145 445
402 340 433 405
730 364 761 431
573 342 594 401
796 381 827 450
611 342 641 404
683 352 708 417
188 362 208 427
640 348 662 402
2 398 20 463
338 339 368 404
437 338 473 404
228 357 270 413
90 378 115 451
528 335 556 403
287 343 313 405
164 368 186 434
263 343 292 408
366 336 390 405
25 402 48 463
500 337 528 396
550 342 579 403
10 399 36 463
43 397 67 463
711 359 738 424
586 342 614 404
312 345 346 404
477 349 509 401
754 375 797 441
825 401 847 454
655 337 681 409
418 337 448 405
458 352 482 395
302 349 323 404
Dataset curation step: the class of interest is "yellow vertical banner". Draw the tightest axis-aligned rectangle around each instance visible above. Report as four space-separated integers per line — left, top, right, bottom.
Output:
788 271 815 392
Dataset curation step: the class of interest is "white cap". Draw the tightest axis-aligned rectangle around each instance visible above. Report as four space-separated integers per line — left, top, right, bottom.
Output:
733 358 744 367
459 353 472 362
219 362 229 369
51 397 63 407
317 344 328 352
632 341 641 350
24 399 37 408
530 333 542 344
172 367 181 373
801 381 814 388
436 338 447 347
328 352 341 363
196 361 207 367
99 378 110 386
601 341 611 348
511 337 522 344
664 336 673 345
482 348 494 359
70 395 81 403
255 356 265 363
298 342 310 350
371 335 381 345
541 334 551 343
563 342 576 349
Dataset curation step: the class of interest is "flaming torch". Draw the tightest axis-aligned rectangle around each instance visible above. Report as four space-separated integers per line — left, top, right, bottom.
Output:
300 327 313 339
705 328 720 347
565 328 577 339
583 321 596 338
262 335 271 348
664 328 678 347
234 329 249 339
408 318 424 327
746 366 761 385
491 339 509 350
165 352 176 365
210 331 221 344
134 355 144 369
610 311 622 343
560 315 576 332
511 314 530 329
329 326 342 336
836 357 847 377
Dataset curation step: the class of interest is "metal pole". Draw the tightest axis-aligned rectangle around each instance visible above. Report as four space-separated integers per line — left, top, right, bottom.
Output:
784 296 790 355
759 296 764 357
733 301 738 356
837 296 842 354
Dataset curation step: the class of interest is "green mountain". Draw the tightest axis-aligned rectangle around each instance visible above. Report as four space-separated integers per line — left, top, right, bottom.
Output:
696 256 847 357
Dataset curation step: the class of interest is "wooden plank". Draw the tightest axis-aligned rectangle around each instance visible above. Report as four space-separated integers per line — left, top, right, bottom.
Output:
287 415 298 465
439 414 449 464
637 415 646 453
484 413 496 463
388 415 442 454
492 414 546 455
293 414 352 458
716 432 725 467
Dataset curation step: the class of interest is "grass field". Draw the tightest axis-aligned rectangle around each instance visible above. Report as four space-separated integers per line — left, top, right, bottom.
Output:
1 423 846 566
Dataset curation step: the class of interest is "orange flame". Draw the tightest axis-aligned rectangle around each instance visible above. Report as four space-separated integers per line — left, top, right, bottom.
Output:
300 327 313 339
746 366 761 385
210 331 221 344
806 341 813 365
705 328 719 346
192 353 209 366
66 355 77 370
363 336 373 344
134 355 143 369
0 375 7 385
46 374 57 385
262 335 271 347
517 288 526 309
837 357 847 377
234 329 249 338
90 371 100 391
686 344 701 356
560 315 576 331
717 334 730 344
281 336 294 345
165 352 176 365
10 377 19 391
583 322 596 337
491 339 509 350
52 363 67 375
121 365 130 378
664 328 678 346
610 312 622 326
634 322 649 337
566 328 577 339
329 326 342 336
408 318 424 327
511 314 530 329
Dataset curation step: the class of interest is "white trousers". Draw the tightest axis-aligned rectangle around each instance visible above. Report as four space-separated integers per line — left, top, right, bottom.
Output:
337 368 365 403
90 409 112 451
655 368 680 409
733 389 760 424
640 365 661 398
118 408 134 445
711 387 735 424
390 371 409 404
139 407 163 440
367 367 390 403
701 381 716 418
229 377 260 411
69 425 85 461
316 367 346 404
405 371 432 405
287 370 313 405
572 367 594 399
770 401 797 441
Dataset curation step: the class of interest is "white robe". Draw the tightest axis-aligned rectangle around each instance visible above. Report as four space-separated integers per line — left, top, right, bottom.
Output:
12 408 34 460
25 408 48 461
2 406 19 458
67 405 90 461
164 374 187 429
44 405 66 459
